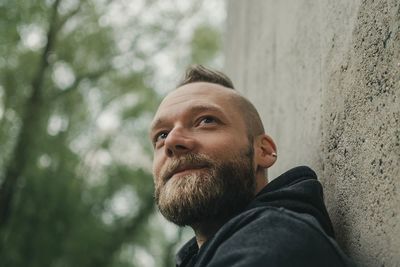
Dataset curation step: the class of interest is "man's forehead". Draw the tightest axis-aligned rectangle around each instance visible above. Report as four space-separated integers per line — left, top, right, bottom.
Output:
150 82 241 129
157 82 239 113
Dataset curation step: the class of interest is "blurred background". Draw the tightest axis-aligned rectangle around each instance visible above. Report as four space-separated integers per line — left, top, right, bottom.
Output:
0 0 225 266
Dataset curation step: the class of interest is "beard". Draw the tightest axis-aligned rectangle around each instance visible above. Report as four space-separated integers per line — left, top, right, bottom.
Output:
154 145 256 226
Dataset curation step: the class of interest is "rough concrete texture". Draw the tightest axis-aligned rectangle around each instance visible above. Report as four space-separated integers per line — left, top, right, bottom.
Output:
224 0 400 266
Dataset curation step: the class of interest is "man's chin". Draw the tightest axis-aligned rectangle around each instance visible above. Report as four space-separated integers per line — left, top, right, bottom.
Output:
157 189 246 227
156 181 223 226
158 199 247 227
158 205 217 227
155 151 256 227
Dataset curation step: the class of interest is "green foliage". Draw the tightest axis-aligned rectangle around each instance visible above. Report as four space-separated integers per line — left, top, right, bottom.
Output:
0 0 223 266
190 24 221 65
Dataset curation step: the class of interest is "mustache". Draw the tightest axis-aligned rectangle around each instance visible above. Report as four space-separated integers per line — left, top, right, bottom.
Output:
160 154 213 182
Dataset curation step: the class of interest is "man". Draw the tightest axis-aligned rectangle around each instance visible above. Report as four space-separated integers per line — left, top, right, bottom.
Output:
150 65 355 266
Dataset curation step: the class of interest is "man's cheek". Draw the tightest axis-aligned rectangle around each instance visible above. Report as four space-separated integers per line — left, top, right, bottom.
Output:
152 158 162 181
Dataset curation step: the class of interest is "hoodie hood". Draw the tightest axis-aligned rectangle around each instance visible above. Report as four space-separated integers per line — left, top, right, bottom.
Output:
247 166 335 238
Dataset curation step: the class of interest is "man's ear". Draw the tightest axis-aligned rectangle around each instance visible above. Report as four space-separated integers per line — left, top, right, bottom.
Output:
254 134 277 168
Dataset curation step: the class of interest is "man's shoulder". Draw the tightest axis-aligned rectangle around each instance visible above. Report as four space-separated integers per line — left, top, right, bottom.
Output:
195 207 355 267
232 205 327 234
216 206 328 246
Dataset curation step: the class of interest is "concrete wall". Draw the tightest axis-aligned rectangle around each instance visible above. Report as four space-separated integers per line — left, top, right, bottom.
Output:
224 0 400 266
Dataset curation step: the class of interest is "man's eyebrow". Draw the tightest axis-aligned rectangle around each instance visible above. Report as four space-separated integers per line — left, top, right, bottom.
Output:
186 104 225 115
150 104 226 133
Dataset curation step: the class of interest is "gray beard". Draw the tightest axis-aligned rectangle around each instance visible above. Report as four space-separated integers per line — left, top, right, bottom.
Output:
154 147 256 226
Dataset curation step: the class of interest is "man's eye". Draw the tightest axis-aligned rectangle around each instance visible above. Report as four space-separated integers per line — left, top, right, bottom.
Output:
199 116 216 124
155 132 168 143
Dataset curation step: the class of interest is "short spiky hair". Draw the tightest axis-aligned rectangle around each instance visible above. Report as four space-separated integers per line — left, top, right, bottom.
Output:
178 65 234 89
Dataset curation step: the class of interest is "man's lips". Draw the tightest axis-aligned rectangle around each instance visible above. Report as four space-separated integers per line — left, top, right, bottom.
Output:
172 166 205 177
164 164 208 180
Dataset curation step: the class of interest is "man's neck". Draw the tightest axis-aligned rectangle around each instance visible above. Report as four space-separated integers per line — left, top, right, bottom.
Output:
190 186 268 248
191 220 225 248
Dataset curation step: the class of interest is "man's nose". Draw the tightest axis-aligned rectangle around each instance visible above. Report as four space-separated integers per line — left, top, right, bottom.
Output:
164 127 194 157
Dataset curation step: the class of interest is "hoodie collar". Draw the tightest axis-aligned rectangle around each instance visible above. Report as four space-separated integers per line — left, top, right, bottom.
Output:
248 166 335 237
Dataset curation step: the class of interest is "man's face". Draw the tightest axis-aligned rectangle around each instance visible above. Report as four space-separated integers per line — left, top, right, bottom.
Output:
150 82 257 226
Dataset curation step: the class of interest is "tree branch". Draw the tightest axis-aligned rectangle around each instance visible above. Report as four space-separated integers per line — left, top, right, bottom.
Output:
0 0 62 230
51 66 111 101
57 1 84 31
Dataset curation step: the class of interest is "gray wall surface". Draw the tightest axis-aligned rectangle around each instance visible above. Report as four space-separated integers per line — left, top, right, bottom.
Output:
224 0 400 266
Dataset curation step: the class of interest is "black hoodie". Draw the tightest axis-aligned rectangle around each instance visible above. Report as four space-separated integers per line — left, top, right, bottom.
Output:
176 166 356 267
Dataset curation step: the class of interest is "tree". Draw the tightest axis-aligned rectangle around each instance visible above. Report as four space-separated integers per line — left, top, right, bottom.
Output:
0 0 223 266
